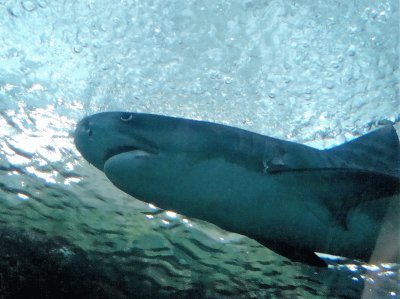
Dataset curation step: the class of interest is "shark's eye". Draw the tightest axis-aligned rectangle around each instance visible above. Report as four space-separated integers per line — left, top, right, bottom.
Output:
121 113 133 122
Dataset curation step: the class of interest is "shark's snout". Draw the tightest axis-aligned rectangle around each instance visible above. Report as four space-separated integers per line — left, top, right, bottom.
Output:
74 113 159 171
74 116 106 170
74 118 89 147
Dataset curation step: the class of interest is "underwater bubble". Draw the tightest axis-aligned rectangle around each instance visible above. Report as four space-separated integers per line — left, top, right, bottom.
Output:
224 76 233 84
347 45 356 56
21 0 36 11
326 81 335 89
7 4 21 17
38 1 47 8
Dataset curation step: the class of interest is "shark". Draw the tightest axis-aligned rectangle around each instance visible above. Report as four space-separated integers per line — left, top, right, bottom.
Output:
74 112 400 267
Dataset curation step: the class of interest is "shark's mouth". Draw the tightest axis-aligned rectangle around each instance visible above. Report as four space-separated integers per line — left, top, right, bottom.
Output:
104 146 151 163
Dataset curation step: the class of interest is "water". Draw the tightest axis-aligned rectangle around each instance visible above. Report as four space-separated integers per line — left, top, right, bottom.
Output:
0 0 399 298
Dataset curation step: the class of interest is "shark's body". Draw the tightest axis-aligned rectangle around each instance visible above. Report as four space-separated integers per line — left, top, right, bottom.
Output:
74 112 400 266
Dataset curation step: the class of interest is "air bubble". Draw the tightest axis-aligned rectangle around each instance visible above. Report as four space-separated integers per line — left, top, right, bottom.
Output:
348 26 358 34
326 81 335 89
347 45 356 56
21 0 36 11
73 46 82 53
38 1 47 8
224 77 233 84
7 5 21 17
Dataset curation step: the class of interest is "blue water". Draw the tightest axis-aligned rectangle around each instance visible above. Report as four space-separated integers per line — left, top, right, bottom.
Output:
0 0 399 298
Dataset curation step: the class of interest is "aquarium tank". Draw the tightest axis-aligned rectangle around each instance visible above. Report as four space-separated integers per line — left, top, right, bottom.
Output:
0 0 399 298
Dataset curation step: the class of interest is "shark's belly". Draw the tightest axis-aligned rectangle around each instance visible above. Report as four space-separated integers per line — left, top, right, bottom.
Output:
139 157 330 245
105 153 384 259
169 159 337 247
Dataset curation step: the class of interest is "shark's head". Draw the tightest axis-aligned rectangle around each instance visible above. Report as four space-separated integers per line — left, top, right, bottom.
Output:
74 111 236 208
74 111 241 171
75 112 160 170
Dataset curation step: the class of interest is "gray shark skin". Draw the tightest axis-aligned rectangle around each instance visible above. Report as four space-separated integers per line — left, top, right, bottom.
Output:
74 112 400 267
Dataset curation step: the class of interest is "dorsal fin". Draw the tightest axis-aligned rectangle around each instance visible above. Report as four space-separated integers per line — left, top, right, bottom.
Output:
326 126 400 178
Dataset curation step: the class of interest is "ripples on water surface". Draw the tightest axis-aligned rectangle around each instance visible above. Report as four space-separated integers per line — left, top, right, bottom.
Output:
0 0 399 298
